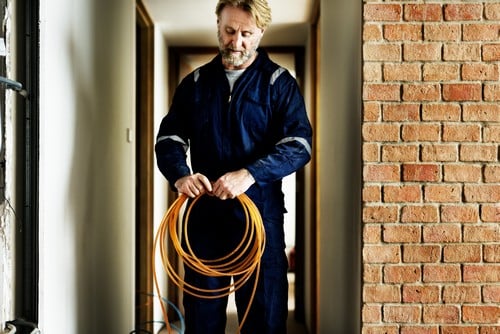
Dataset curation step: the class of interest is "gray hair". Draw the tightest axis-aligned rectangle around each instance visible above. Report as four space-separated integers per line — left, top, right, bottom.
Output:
215 0 272 30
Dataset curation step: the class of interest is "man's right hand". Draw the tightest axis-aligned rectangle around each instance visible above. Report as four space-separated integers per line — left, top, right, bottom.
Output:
174 173 213 198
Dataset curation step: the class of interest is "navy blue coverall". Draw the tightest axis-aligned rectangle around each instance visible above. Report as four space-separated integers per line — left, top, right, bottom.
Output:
155 48 312 334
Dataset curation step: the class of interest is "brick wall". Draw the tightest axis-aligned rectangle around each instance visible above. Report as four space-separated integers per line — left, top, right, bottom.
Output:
362 2 499 333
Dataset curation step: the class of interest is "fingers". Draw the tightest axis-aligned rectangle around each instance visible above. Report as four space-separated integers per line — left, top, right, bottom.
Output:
175 173 213 198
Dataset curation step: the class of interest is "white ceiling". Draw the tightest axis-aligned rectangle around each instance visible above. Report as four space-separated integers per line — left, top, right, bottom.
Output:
141 0 314 46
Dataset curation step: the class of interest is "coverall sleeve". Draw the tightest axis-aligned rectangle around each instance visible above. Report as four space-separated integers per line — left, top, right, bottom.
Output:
154 76 193 190
246 72 313 185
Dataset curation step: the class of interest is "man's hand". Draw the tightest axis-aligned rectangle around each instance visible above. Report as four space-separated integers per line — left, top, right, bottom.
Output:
174 173 213 198
212 168 255 200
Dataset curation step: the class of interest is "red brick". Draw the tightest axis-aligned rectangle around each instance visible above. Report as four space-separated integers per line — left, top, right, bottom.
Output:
481 205 500 223
463 24 500 41
484 245 500 263
364 83 401 101
364 165 400 182
402 124 440 142
403 164 440 182
364 4 402 21
363 24 383 41
383 104 420 122
364 102 381 122
363 143 380 162
423 305 460 324
383 185 421 203
382 145 419 162
404 43 442 62
484 165 500 183
363 245 401 264
444 4 483 21
460 145 498 162
485 3 500 20
404 4 442 22
443 124 481 142
402 205 439 223
483 44 500 62
363 123 400 142
423 64 460 82
464 224 499 243
424 23 461 41
423 264 461 282
364 44 401 62
364 224 381 244
480 326 500 334
364 62 382 82
484 83 500 101
484 125 500 143
384 305 421 323
463 104 500 122
402 285 440 303
363 185 381 203
383 225 421 244
463 306 500 324
363 205 399 223
464 184 500 202
462 63 500 81
424 184 461 203
443 285 481 303
401 326 439 334
363 284 401 302
363 304 381 323
421 144 458 162
463 265 500 283
443 244 481 263
423 224 462 243
443 165 482 183
441 205 479 223
403 245 441 263
364 264 382 283
403 84 441 101
443 83 482 101
442 326 478 334
483 285 500 303
384 265 421 283
383 63 421 81
363 326 399 334
384 24 422 41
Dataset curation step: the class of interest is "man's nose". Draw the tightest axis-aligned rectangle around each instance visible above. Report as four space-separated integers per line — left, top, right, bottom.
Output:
231 33 243 49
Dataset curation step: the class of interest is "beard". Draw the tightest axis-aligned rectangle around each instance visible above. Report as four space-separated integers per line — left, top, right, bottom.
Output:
218 30 259 68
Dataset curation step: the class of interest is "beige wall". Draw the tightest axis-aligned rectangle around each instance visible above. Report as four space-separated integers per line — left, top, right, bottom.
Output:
318 0 362 333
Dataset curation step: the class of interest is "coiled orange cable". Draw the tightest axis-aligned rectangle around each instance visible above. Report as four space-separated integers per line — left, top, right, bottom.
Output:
153 193 266 333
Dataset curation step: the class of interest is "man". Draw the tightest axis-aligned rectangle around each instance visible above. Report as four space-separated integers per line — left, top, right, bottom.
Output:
155 0 312 332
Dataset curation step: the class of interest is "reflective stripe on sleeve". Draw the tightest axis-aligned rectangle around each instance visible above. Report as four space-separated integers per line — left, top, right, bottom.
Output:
156 135 189 152
276 137 312 156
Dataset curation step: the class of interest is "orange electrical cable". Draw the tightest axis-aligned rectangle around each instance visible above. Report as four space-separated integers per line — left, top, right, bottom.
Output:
153 193 266 333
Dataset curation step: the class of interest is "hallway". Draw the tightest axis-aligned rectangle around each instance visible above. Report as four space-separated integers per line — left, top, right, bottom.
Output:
164 273 308 333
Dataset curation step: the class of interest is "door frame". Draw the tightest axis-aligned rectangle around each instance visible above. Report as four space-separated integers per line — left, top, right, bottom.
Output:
135 0 155 331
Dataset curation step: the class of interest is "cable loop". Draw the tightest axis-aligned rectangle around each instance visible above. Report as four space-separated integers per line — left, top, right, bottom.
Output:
153 193 266 333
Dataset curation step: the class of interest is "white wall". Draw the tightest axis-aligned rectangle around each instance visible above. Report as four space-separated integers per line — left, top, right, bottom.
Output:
318 1 362 333
38 0 135 332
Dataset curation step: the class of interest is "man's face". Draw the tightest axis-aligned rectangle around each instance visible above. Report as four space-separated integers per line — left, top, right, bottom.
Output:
217 6 264 70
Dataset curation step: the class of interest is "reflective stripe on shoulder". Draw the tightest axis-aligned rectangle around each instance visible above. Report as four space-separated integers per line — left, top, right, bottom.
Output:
270 67 286 85
156 135 189 152
276 137 312 156
194 68 200 83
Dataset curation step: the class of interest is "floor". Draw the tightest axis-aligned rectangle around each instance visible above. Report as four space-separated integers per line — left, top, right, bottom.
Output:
161 273 308 334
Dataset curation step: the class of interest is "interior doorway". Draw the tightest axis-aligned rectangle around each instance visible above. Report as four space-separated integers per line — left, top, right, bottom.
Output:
166 46 307 324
